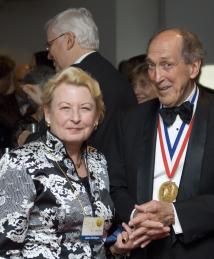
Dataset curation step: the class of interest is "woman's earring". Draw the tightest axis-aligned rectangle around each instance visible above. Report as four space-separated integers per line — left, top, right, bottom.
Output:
94 122 98 130
46 121 51 128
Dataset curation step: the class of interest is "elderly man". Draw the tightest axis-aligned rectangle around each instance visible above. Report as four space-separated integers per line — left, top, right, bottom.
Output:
108 28 214 259
45 7 137 155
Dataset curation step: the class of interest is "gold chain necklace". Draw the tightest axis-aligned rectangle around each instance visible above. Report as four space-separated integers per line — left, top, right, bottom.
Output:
44 146 86 215
54 159 86 215
44 144 103 217
75 158 82 169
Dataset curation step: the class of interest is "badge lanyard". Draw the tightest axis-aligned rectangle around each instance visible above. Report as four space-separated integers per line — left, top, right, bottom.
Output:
45 146 92 216
54 158 87 215
44 145 105 240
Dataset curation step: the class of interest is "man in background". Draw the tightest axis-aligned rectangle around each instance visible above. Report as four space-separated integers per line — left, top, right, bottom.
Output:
45 7 137 154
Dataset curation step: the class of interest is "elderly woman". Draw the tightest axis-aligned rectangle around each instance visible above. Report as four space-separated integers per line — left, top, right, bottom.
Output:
0 67 135 258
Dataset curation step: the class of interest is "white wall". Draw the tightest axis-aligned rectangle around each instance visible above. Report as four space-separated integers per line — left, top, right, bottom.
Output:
162 0 214 64
162 0 214 89
115 0 159 66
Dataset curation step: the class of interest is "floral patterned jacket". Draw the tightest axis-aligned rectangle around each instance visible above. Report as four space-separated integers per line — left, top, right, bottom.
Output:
0 131 114 258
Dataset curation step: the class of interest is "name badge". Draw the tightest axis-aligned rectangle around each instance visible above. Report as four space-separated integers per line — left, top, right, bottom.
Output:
81 216 104 241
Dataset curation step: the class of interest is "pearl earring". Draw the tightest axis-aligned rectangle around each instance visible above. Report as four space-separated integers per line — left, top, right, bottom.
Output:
94 122 98 130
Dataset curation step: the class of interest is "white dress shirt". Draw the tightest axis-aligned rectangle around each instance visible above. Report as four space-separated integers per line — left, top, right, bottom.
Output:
74 51 96 64
153 85 199 233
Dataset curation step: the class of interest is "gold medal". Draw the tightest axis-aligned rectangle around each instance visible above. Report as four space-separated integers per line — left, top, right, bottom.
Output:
158 181 178 202
96 218 103 227
157 117 193 203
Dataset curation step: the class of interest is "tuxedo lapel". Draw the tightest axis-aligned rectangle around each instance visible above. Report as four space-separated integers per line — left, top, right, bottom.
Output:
136 100 160 204
177 88 208 201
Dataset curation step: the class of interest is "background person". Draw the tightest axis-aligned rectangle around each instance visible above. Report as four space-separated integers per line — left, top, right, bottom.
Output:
30 50 55 70
108 28 214 259
129 63 156 103
118 54 147 80
15 65 55 146
45 7 137 155
118 54 156 104
0 55 22 152
14 63 32 116
127 55 156 104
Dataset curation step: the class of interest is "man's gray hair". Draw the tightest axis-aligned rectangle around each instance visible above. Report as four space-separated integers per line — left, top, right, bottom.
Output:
147 27 205 64
45 7 99 50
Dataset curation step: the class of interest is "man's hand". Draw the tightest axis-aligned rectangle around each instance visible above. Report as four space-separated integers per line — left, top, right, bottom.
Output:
128 200 174 247
134 200 175 226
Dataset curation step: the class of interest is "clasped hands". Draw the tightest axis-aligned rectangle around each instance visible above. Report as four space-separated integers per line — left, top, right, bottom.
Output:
113 200 175 254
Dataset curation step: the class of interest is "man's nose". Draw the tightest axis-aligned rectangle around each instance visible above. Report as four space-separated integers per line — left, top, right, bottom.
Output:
149 66 163 84
154 66 164 83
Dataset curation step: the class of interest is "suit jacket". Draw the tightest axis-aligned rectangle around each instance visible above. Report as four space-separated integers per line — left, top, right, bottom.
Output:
108 86 214 259
72 52 137 155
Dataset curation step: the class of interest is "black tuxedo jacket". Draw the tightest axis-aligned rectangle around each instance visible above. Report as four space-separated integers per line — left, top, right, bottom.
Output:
72 52 137 155
108 86 214 259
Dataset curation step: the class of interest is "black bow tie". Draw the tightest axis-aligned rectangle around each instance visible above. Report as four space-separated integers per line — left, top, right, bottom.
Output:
159 101 193 126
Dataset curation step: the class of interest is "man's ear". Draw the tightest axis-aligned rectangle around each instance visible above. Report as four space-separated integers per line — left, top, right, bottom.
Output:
66 32 76 50
189 59 201 79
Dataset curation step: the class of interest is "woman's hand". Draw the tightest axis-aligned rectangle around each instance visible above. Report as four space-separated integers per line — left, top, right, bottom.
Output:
109 222 142 256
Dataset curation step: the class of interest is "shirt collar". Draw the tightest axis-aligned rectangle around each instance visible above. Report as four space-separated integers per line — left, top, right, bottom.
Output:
43 130 87 161
74 51 96 64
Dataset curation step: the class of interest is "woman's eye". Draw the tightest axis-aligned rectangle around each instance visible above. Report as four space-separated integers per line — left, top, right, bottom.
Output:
60 106 70 110
81 107 91 110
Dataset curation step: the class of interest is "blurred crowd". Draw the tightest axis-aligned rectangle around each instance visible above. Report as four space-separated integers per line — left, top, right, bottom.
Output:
0 51 55 155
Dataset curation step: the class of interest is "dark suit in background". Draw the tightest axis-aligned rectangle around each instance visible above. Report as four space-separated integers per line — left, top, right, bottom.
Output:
73 52 137 154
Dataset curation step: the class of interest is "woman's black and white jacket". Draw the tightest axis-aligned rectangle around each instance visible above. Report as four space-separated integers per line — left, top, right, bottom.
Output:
0 131 114 258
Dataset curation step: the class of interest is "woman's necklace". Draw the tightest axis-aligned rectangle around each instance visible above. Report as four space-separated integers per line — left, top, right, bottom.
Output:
44 145 102 216
54 158 87 215
75 158 82 169
44 145 86 214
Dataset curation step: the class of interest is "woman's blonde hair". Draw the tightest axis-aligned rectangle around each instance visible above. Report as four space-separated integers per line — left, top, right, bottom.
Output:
42 66 105 123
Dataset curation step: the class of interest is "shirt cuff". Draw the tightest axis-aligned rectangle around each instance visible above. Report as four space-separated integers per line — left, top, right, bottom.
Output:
172 204 183 234
130 208 136 220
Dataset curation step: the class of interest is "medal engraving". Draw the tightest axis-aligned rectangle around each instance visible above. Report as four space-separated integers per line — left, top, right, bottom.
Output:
159 181 178 202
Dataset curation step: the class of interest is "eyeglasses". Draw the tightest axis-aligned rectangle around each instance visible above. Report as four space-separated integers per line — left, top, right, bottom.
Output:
46 33 65 51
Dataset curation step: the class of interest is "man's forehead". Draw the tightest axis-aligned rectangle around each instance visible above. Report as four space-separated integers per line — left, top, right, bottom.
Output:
152 30 182 42
147 32 183 60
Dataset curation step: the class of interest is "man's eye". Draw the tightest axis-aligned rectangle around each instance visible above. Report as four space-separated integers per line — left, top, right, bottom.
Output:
161 62 173 69
147 63 155 70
